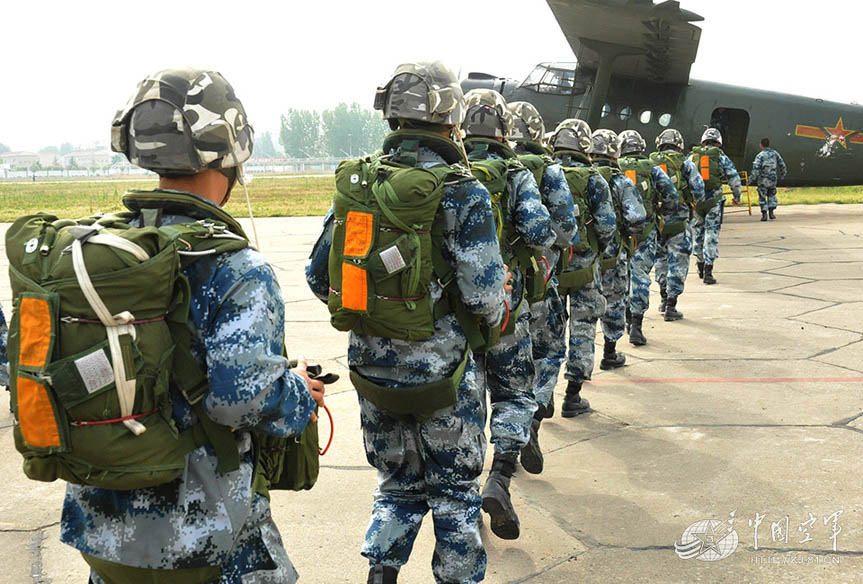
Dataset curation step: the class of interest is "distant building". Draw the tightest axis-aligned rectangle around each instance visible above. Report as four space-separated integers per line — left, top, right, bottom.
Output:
62 149 113 168
37 152 63 167
0 151 39 168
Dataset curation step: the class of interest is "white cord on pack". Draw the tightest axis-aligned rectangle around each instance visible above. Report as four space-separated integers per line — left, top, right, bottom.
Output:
238 165 261 251
71 238 148 436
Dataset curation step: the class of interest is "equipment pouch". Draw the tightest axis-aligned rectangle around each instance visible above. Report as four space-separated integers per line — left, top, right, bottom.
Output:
368 234 416 282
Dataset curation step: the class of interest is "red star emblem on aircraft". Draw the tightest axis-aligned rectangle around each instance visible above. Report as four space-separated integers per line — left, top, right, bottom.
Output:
824 118 855 149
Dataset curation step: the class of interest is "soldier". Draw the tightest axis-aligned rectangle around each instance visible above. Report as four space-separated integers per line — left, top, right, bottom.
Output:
590 129 646 366
691 128 742 285
617 130 680 345
750 137 787 221
461 90 555 539
650 128 706 320
550 119 616 417
306 62 507 583
507 101 578 475
61 69 323 583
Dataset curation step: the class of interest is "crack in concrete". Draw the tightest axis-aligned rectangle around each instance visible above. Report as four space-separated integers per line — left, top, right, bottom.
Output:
807 358 863 376
507 553 581 583
0 522 59 534
809 337 862 359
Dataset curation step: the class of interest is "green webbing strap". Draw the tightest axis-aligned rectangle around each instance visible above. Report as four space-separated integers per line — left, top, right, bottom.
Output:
600 243 624 273
558 260 598 295
661 219 688 240
638 218 657 242
696 194 723 217
371 176 423 299
82 553 221 584
350 350 469 421
500 293 526 337
191 402 240 474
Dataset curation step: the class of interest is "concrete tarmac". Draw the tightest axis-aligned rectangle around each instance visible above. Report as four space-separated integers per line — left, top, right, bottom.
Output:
1 204 861 583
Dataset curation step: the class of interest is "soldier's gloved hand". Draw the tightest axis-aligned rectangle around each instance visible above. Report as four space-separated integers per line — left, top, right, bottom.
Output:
293 356 326 422
502 264 513 293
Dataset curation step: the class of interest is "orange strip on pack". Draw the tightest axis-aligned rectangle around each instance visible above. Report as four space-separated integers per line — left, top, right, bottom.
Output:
659 164 668 175
341 262 368 312
17 376 61 448
700 156 710 181
18 296 53 368
343 211 374 258
625 170 637 184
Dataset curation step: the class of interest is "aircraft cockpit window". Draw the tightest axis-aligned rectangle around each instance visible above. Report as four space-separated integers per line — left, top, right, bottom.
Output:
639 110 653 124
601 104 611 118
618 106 632 121
523 65 546 88
522 64 577 95
658 113 672 127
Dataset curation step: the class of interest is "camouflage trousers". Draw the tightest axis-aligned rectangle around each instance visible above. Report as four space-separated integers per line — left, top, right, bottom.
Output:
692 196 724 265
628 228 659 316
528 282 567 410
600 250 630 343
758 186 778 211
359 359 487 584
477 306 537 455
87 494 298 584
655 225 693 298
564 267 607 383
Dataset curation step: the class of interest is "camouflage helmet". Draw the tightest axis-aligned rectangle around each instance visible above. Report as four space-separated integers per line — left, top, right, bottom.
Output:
618 129 647 156
590 129 620 158
508 101 545 142
655 128 685 151
373 61 465 126
463 89 513 139
550 118 592 153
701 127 723 146
111 69 254 175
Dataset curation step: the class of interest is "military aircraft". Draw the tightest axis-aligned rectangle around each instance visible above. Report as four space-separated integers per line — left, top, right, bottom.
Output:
461 0 863 186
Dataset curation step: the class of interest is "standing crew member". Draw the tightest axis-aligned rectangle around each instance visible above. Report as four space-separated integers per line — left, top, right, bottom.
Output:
61 68 322 584
507 101 578 474
650 128 706 320
462 89 555 540
306 62 508 584
550 119 616 417
750 137 787 221
590 129 646 367
617 130 679 345
691 128 742 285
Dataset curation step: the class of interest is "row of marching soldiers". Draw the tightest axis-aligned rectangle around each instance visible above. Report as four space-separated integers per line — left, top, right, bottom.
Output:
307 61 741 583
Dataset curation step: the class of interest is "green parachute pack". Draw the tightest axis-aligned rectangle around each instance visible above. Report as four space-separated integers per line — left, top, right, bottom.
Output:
6 190 315 495
594 164 633 271
327 130 495 421
557 155 600 295
649 150 691 239
690 145 725 216
619 156 661 241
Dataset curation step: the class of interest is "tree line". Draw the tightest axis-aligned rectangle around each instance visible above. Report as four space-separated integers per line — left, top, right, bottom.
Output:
274 102 389 159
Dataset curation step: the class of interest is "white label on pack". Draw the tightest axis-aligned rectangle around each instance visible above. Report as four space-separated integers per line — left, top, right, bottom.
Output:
641 180 649 192
75 349 115 394
350 173 360 184
380 245 406 274
25 238 38 253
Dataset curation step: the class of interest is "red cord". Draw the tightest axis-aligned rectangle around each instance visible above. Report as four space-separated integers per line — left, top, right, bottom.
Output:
500 299 511 332
568 246 574 262
539 257 551 284
318 403 334 456
71 408 159 427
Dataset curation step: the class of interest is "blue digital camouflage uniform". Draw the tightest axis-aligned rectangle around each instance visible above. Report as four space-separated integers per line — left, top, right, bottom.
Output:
627 163 679 315
693 153 741 266
595 163 646 342
0 305 8 387
750 148 787 212
306 145 506 584
555 153 616 383
475 150 554 455
522 159 578 410
62 195 318 584
653 154 706 298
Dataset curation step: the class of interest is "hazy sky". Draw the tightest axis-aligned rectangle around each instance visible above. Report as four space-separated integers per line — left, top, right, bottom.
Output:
2 0 861 152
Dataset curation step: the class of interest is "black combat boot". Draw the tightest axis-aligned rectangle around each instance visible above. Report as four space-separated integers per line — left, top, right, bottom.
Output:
625 306 632 333
600 339 626 370
761 210 768 221
367 565 399 584
769 208 776 220
481 452 520 539
561 380 591 417
697 261 705 279
703 264 717 285
629 313 647 345
536 394 554 419
520 412 544 474
658 286 668 314
664 296 683 321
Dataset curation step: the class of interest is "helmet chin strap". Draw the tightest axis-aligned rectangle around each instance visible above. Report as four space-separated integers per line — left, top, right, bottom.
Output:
237 164 261 251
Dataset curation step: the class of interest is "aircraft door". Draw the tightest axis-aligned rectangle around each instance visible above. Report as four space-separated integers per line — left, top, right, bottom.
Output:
710 108 750 170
